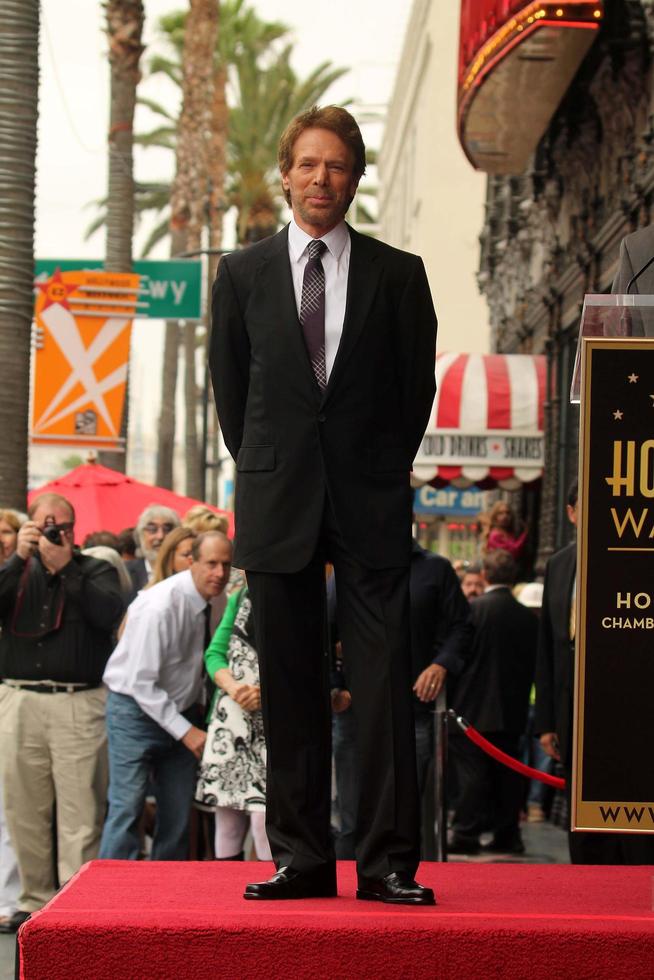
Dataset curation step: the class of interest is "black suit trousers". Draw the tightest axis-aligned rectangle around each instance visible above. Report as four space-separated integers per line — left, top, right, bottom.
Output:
448 732 525 846
246 496 420 879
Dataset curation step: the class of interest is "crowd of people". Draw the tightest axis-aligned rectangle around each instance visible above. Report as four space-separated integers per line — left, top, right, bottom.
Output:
0 484 596 932
0 497 237 932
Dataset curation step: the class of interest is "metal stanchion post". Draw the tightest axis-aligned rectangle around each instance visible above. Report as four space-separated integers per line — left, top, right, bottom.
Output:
433 688 448 861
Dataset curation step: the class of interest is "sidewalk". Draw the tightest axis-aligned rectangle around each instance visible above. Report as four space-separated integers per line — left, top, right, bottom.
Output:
447 818 569 865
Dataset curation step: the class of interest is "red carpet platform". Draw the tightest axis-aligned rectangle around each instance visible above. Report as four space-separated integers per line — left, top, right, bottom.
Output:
18 861 654 980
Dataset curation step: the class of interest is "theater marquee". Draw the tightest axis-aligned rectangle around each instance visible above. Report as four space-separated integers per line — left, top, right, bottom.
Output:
458 1 603 173
574 339 654 833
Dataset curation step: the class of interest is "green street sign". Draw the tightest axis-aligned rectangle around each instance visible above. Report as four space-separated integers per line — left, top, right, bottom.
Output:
35 258 203 320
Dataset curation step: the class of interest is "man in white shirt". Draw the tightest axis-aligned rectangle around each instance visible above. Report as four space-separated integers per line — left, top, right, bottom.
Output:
99 531 232 860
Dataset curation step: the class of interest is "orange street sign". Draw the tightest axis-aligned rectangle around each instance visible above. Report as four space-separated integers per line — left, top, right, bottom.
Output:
31 269 142 450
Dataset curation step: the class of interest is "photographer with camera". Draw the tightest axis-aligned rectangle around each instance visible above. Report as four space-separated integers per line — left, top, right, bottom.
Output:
0 492 124 931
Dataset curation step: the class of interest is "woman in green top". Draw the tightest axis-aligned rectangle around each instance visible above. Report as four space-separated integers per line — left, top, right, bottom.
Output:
195 588 271 861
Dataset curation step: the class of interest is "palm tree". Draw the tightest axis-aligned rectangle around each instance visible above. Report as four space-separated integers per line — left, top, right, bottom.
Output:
101 0 145 474
169 0 218 500
144 2 288 494
135 1 289 255
105 0 145 271
0 1 39 507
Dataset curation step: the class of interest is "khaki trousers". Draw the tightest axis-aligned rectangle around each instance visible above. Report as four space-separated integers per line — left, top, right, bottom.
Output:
0 684 108 911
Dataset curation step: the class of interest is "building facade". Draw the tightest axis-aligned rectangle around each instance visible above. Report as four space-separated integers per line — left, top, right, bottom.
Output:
378 0 489 356
473 1 654 564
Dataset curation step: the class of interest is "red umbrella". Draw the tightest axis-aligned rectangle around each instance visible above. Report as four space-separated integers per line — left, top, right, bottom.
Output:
28 464 234 545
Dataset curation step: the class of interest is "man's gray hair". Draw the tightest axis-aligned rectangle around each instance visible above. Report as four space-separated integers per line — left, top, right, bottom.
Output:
135 504 180 557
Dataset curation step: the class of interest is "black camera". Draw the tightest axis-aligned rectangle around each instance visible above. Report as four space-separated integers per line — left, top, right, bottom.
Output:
42 525 64 546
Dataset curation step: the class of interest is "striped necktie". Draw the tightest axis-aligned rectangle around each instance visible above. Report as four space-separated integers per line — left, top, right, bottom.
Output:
300 239 327 389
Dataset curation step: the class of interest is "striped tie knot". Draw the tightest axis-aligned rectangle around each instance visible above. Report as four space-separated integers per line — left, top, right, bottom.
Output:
308 239 327 261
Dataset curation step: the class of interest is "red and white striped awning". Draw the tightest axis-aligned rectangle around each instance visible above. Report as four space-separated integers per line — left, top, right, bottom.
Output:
413 352 546 490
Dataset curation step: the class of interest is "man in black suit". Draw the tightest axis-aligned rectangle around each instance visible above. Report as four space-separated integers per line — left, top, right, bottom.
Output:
535 482 654 863
210 106 437 904
534 482 577 794
448 549 537 855
612 224 654 297
329 540 473 858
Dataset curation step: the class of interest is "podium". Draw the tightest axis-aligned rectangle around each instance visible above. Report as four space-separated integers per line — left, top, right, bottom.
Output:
570 295 654 832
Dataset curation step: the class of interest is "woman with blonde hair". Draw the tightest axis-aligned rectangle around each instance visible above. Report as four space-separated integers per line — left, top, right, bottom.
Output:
147 526 196 587
183 505 228 535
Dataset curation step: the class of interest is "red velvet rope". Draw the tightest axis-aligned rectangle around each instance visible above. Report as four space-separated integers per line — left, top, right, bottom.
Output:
452 715 566 790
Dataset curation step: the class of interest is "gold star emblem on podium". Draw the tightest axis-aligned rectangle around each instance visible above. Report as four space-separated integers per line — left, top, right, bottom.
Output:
628 373 638 383
613 409 624 420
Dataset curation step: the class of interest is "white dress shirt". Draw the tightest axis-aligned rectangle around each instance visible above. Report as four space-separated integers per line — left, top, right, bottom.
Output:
103 569 208 741
287 218 351 380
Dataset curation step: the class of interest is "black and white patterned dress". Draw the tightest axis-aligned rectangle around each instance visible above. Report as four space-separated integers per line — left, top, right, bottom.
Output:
195 592 266 811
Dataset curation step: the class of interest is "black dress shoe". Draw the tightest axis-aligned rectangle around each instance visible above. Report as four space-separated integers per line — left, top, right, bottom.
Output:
0 910 31 934
244 864 337 900
356 871 436 906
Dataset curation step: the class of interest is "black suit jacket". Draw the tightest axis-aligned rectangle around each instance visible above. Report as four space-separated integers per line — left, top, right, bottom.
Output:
611 225 654 336
612 224 654 296
326 541 473 711
408 543 473 713
210 224 437 572
125 557 148 596
534 542 576 765
448 586 537 734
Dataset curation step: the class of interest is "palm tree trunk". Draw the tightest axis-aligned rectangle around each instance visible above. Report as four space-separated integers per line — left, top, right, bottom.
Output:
184 319 202 499
155 228 186 489
169 0 218 499
208 61 228 257
0 1 39 508
156 319 180 489
201 59 229 503
101 0 144 473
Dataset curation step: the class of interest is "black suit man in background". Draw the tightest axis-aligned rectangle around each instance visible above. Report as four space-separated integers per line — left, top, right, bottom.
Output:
611 225 654 337
534 481 578 807
211 106 437 904
535 482 654 863
612 224 654 297
329 540 473 858
448 549 537 856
